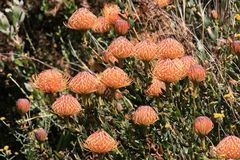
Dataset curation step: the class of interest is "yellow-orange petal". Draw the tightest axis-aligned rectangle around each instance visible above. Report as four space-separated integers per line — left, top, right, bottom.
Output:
157 38 185 59
69 71 99 94
32 69 67 93
107 36 134 59
187 64 206 82
193 116 213 136
92 16 111 33
51 94 82 116
132 106 158 125
133 40 158 61
100 67 132 89
152 58 186 82
84 130 117 153
145 79 166 96
216 136 240 159
67 8 97 30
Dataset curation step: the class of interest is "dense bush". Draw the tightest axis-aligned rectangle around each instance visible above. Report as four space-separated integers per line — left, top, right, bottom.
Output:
0 0 239 159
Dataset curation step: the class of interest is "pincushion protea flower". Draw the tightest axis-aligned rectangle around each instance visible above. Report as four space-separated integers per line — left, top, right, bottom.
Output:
157 38 185 59
69 71 99 94
216 136 240 159
155 0 173 7
107 36 134 59
187 64 206 82
84 130 118 153
102 3 121 24
51 94 82 116
132 106 158 125
35 128 47 142
100 67 132 89
114 19 130 35
96 81 107 95
193 116 213 136
181 55 197 77
92 16 111 33
152 58 186 82
16 98 30 114
230 40 240 54
133 40 158 61
145 79 166 96
66 8 97 30
32 69 68 93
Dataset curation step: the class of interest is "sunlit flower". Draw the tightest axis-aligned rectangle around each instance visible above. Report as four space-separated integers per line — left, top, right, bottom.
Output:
213 113 225 119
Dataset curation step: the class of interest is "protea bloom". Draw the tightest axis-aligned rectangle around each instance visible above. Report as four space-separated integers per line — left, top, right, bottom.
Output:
92 16 111 33
132 106 158 125
216 136 240 159
51 94 82 116
152 58 186 82
35 128 47 142
32 69 68 93
145 79 166 96
230 40 240 54
114 19 130 35
84 130 118 153
107 36 134 59
66 8 97 30
187 64 206 82
100 67 132 89
96 81 108 95
102 3 121 24
69 71 99 94
193 116 213 136
16 98 30 114
133 40 158 61
155 0 173 7
157 38 185 59
181 55 197 77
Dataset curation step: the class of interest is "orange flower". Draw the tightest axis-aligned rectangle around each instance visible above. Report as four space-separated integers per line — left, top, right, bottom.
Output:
132 106 158 125
107 36 134 59
16 98 30 114
69 71 99 94
187 64 206 82
157 38 185 59
35 128 47 142
100 67 132 89
114 19 130 35
181 55 197 77
155 0 173 7
84 130 117 153
216 136 240 159
51 94 82 116
152 58 186 82
102 51 119 64
230 40 240 54
193 116 213 136
92 16 111 33
32 69 68 93
133 40 158 61
102 3 121 24
66 8 97 30
145 79 166 96
211 10 218 19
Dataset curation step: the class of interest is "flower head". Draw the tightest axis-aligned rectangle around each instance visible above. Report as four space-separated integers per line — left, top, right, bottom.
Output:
84 130 117 153
35 128 47 142
51 94 82 116
107 36 134 59
145 79 166 96
100 67 132 89
133 40 158 61
114 19 130 35
92 16 111 33
132 106 158 125
157 38 185 59
66 8 97 30
193 116 213 136
102 3 121 24
16 98 30 114
69 71 99 94
155 0 173 7
32 69 68 93
216 136 240 159
187 64 206 82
